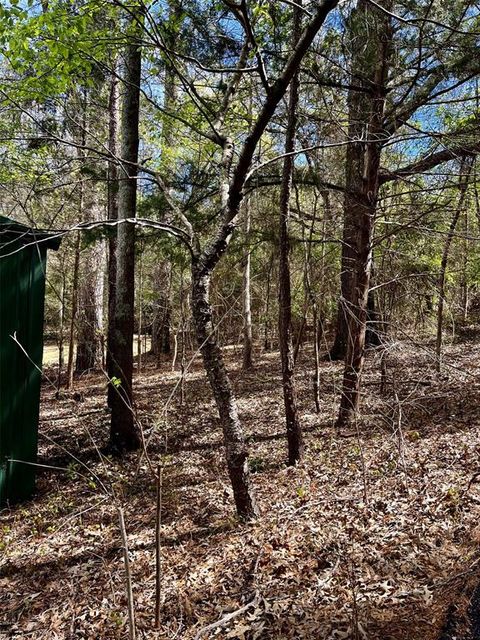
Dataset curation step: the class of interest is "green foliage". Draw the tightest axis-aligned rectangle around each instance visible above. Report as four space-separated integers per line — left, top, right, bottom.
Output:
0 2 101 98
249 456 266 473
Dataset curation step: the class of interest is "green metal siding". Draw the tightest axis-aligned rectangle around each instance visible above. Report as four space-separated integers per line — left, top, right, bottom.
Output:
0 217 60 506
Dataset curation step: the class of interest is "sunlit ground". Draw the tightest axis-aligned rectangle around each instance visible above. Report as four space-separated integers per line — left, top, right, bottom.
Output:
42 335 152 366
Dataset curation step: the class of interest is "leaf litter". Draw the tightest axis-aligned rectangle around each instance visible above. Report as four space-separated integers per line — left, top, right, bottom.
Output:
1 340 480 639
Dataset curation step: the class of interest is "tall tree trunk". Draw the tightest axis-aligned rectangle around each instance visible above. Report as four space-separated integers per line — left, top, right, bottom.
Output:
189 85 259 518
263 251 274 351
107 68 120 409
151 262 172 361
460 207 469 322
365 266 382 348
76 194 104 373
242 197 254 370
109 24 142 452
75 263 99 372
136 246 143 373
56 275 66 394
304 190 321 412
191 262 258 518
66 230 81 389
278 1 303 465
435 160 472 371
179 267 187 404
336 0 392 427
176 0 339 516
65 90 94 386
329 3 392 364
150 0 179 360
329 264 349 360
156 292 172 357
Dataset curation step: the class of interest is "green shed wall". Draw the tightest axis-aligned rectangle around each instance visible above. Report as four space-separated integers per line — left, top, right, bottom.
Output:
0 245 48 505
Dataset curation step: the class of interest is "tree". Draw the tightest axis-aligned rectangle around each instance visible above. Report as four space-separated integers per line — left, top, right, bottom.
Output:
7 0 480 522
241 197 254 370
334 0 393 426
278 0 304 465
109 14 142 452
106 65 120 409
150 1 181 362
333 0 480 425
435 158 473 371
151 0 340 517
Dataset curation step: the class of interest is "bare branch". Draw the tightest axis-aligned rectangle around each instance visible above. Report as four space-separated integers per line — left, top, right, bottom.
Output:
380 141 480 184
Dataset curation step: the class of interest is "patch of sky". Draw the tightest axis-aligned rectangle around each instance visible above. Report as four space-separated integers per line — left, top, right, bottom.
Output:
386 78 477 162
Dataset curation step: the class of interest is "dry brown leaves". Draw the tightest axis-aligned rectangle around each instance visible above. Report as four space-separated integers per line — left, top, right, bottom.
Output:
1 339 480 639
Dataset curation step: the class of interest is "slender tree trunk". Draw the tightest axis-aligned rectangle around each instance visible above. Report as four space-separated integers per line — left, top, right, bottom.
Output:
150 1 179 361
304 191 321 412
242 197 254 370
171 330 178 371
329 2 392 365
263 251 274 351
109 24 142 452
137 247 143 374
365 268 382 348
336 0 392 427
436 160 471 371
66 100 88 388
177 0 339 515
160 298 172 356
76 180 105 374
278 1 303 465
56 275 65 394
189 78 259 518
96 238 105 370
76 221 104 373
107 68 120 409
180 269 187 405
151 263 172 361
66 230 81 389
329 264 349 360
461 209 469 322
75 264 99 372
329 182 348 360
191 262 258 519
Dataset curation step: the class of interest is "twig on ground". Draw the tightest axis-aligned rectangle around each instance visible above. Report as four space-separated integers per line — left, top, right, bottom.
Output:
155 463 163 629
118 507 136 640
193 591 260 640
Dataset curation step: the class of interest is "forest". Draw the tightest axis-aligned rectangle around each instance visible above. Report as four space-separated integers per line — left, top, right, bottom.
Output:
1 0 480 638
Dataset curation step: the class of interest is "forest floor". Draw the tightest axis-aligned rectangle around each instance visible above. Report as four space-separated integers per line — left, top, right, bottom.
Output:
1 334 480 640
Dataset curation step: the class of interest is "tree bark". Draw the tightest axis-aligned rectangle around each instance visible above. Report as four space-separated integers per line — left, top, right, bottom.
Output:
150 0 179 362
263 251 274 351
365 267 382 348
75 261 100 372
76 195 104 374
151 262 172 361
192 261 259 519
109 24 142 452
242 197 254 370
107 67 120 409
336 0 392 427
303 190 321 412
137 246 144 374
66 230 81 389
329 264 349 360
435 160 472 371
278 0 303 465
56 275 66 394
